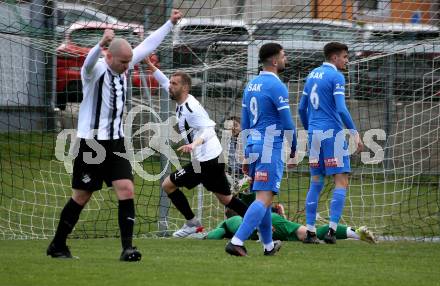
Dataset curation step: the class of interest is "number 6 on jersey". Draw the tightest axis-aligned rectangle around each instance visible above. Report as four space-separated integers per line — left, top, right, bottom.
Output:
310 83 319 110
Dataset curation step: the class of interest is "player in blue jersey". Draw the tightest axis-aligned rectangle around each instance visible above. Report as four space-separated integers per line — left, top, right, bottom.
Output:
298 42 363 244
225 43 297 256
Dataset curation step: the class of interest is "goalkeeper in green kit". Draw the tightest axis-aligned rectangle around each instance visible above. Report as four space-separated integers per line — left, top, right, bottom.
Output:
206 210 376 243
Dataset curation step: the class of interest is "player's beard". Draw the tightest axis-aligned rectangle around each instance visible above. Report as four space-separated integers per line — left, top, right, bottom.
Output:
169 90 178 101
277 65 285 73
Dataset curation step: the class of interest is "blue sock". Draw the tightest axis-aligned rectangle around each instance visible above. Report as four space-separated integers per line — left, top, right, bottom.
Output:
305 177 324 227
235 200 266 242
329 188 347 224
257 207 272 244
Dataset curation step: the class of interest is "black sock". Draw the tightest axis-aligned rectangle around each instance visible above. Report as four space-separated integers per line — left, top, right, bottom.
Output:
118 199 135 250
168 189 195 220
52 198 83 247
225 197 248 217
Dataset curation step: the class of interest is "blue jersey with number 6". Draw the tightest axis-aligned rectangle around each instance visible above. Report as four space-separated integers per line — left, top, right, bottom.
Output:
242 71 290 147
302 62 346 132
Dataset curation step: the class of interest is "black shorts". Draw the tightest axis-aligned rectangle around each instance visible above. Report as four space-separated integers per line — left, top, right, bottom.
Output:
72 138 133 192
169 156 231 195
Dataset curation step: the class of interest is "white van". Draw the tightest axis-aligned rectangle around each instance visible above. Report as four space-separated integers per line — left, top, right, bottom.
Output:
173 17 250 47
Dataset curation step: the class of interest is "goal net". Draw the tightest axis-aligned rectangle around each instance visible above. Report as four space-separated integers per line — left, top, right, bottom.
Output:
0 0 439 241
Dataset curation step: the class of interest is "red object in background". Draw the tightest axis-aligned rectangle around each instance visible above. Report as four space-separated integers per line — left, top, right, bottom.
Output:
56 21 159 110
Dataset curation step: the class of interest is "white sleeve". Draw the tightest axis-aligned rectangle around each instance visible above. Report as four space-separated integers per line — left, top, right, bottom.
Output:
82 43 102 77
131 20 174 67
152 69 170 90
196 128 216 143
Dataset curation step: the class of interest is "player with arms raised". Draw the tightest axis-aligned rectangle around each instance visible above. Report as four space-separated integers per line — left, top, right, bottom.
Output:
46 10 183 261
145 58 249 238
298 42 363 244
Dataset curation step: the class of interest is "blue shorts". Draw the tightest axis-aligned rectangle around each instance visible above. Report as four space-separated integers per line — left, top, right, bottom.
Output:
308 132 351 176
246 144 284 193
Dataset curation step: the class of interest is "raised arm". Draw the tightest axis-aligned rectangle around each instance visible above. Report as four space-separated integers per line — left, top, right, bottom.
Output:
131 9 182 66
82 29 114 75
145 56 170 90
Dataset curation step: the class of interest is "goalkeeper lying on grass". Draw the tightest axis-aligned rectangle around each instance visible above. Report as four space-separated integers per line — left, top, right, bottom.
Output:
203 211 376 243
209 175 376 243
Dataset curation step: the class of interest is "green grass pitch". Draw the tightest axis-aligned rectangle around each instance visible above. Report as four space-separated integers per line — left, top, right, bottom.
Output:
1 238 439 286
1 133 439 286
1 132 439 239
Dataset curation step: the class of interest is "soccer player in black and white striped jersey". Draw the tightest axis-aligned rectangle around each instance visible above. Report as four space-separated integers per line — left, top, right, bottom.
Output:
146 58 249 238
47 10 183 261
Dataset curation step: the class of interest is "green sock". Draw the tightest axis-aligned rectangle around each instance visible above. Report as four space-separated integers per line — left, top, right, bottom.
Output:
207 216 244 239
207 228 226 240
224 216 243 234
316 224 348 240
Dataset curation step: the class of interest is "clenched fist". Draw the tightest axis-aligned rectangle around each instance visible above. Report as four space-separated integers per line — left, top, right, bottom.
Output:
99 29 114 48
170 9 183 25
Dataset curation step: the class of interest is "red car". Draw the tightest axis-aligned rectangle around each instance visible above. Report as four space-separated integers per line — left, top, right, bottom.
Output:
56 21 159 109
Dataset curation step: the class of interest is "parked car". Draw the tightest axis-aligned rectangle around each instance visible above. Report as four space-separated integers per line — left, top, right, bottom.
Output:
172 18 250 98
361 22 439 43
56 21 158 109
248 19 439 101
55 2 144 37
57 2 118 24
248 19 361 84
354 22 440 101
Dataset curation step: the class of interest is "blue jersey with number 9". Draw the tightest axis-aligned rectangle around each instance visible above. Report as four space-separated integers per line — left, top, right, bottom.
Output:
242 71 290 147
302 63 346 132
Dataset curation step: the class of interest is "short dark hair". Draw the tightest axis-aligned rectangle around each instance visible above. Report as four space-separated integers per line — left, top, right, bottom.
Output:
227 116 240 122
324 42 348 61
172 71 192 90
259 42 283 64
